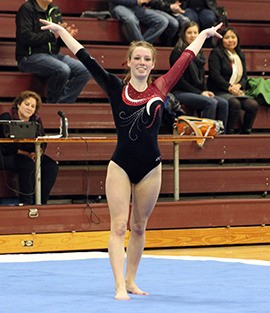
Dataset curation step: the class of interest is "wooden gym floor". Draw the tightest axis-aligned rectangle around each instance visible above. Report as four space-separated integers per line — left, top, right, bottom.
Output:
143 244 270 261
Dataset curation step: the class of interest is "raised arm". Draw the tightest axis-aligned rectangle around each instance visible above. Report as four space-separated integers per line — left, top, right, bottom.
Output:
40 19 123 99
40 19 83 55
187 23 222 55
154 23 223 97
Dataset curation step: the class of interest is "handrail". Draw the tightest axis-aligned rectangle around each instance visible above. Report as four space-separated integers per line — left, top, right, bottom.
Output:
0 134 213 143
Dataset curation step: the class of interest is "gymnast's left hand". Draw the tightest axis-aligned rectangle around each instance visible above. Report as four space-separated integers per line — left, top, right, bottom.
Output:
204 23 223 39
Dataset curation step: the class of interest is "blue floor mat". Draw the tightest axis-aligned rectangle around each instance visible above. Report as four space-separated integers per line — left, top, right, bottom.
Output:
0 253 269 313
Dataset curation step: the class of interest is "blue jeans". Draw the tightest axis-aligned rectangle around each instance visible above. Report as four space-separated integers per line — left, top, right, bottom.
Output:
111 5 168 43
154 10 179 46
156 11 190 46
183 8 216 30
18 53 91 103
174 14 190 28
173 91 229 130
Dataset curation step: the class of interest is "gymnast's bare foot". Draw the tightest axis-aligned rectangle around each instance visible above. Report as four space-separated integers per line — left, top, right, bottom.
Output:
115 286 130 300
126 282 149 296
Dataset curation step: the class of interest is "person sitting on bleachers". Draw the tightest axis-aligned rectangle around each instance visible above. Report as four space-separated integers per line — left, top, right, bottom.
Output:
0 90 58 205
181 0 220 30
108 0 169 44
207 27 259 134
181 0 224 47
169 21 228 131
15 0 91 103
143 1 190 46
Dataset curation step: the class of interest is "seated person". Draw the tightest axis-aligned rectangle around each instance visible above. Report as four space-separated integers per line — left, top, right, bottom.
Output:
108 0 168 44
170 21 228 131
181 0 219 30
147 1 190 46
181 0 220 47
0 91 58 204
207 27 259 134
16 0 91 103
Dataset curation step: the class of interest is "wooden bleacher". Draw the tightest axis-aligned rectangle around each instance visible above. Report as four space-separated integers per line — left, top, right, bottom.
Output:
0 42 269 104
1 0 270 253
1 0 270 46
1 41 269 74
1 14 270 48
4 0 268 20
219 0 269 22
0 0 109 15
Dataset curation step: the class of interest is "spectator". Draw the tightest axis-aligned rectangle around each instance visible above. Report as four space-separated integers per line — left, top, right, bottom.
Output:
0 90 58 204
207 27 259 134
147 1 190 46
108 0 168 44
170 21 228 131
181 0 222 46
181 0 220 29
16 0 91 103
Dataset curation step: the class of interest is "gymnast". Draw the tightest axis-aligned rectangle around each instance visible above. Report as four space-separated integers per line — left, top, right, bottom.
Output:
40 18 222 300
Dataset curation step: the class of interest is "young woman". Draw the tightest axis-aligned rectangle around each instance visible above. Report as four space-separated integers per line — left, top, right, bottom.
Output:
0 90 58 204
207 27 259 134
170 21 228 131
40 18 222 300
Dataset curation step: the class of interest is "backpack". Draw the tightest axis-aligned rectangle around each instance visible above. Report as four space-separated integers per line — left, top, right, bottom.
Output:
173 115 224 147
161 93 186 134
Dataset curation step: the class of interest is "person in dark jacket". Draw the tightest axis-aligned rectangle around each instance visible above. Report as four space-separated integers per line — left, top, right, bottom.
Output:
170 21 228 130
0 90 58 204
16 0 91 103
207 27 259 134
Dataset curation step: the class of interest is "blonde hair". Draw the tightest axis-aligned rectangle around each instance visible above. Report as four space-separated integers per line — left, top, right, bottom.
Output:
13 90 42 113
124 41 157 84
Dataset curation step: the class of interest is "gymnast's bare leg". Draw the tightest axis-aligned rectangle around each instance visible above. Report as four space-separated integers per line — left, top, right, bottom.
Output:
106 161 162 300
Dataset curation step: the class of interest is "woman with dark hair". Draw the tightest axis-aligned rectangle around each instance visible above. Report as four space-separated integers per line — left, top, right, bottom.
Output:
170 21 228 131
0 90 58 204
207 27 259 134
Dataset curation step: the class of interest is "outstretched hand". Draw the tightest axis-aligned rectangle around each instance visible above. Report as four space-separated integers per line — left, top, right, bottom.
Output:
39 19 63 35
204 22 223 39
40 18 84 55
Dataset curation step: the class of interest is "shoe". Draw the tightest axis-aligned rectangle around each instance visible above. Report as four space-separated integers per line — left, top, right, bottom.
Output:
240 128 252 134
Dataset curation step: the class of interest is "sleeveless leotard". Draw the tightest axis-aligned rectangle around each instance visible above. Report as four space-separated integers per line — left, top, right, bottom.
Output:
76 48 194 183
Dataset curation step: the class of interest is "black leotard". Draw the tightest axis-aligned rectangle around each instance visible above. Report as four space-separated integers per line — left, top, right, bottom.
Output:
76 48 194 183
